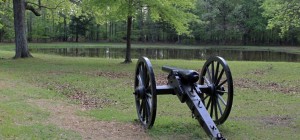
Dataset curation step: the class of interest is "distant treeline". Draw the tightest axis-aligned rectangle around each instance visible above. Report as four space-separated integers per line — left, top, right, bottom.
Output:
0 0 299 46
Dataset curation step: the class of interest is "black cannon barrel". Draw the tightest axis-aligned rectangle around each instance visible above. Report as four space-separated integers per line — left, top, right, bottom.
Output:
162 66 180 73
162 66 199 84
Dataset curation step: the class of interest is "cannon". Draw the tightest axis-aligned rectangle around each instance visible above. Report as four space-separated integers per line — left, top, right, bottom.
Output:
133 56 233 139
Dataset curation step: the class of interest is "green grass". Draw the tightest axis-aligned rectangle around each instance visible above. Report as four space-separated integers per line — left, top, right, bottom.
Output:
0 45 299 139
0 60 81 139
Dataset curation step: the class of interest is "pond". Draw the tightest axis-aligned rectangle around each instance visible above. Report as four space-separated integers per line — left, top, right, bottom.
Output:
30 47 300 62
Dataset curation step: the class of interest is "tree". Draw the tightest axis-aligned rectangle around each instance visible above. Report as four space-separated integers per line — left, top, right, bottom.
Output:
69 15 91 42
215 0 235 44
12 0 74 58
196 0 237 44
83 0 198 63
0 2 3 30
262 0 300 38
0 0 14 42
13 0 34 58
232 0 267 45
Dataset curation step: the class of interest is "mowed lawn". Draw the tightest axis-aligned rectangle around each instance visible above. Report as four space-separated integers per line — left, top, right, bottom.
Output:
0 46 299 139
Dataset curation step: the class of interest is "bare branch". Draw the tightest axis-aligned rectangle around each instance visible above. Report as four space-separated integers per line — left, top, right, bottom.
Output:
25 3 41 16
38 0 41 9
26 1 64 10
25 0 65 16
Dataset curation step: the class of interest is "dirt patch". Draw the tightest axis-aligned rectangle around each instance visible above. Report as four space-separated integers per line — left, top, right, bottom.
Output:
53 83 117 110
234 78 299 94
262 116 293 127
47 70 133 79
0 80 15 89
29 99 150 140
82 71 168 109
70 91 117 110
235 65 299 93
246 64 273 76
0 81 7 88
233 115 293 127
155 73 168 85
94 71 133 79
47 70 76 76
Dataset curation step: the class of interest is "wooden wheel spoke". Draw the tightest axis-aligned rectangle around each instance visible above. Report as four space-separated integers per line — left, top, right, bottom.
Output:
217 79 227 88
206 66 213 83
145 89 153 109
137 74 143 86
141 66 148 88
203 76 211 85
215 62 220 83
146 98 152 114
214 96 218 120
145 99 151 122
146 92 152 98
147 76 151 88
206 97 212 110
144 67 150 88
216 90 227 94
142 99 146 121
217 94 227 106
216 98 223 116
203 94 209 101
139 99 144 114
139 65 144 81
216 69 224 86
211 62 215 83
147 98 152 109
210 98 214 117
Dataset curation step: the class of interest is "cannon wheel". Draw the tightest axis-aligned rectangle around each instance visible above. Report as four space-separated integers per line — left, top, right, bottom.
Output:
134 57 157 129
200 56 233 125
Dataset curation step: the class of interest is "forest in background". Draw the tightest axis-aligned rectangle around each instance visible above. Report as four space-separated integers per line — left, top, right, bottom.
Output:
1 0 300 46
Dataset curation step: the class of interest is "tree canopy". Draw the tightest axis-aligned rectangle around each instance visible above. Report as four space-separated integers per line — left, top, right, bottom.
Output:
262 0 300 37
83 0 198 35
0 0 300 46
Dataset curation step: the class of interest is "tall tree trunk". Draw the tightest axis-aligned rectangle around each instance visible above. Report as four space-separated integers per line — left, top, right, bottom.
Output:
105 21 108 40
124 16 132 63
96 24 100 41
13 0 32 58
52 11 55 41
76 32 79 42
222 15 226 45
0 30 3 42
63 15 67 41
27 13 33 42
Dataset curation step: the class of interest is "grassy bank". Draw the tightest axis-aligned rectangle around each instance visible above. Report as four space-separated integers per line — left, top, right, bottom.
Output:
0 49 299 139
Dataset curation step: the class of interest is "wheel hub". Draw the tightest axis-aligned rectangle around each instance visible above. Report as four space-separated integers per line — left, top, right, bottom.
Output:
208 84 216 97
134 86 146 99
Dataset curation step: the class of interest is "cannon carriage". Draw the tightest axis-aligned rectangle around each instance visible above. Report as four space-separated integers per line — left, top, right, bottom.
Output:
133 56 233 139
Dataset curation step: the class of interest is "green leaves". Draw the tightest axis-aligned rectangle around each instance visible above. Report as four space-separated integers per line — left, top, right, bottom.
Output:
145 0 198 35
83 0 197 35
262 0 300 37
0 0 14 38
0 1 4 29
0 11 3 29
